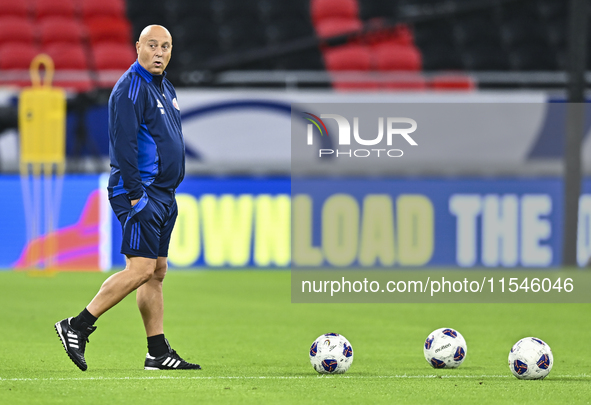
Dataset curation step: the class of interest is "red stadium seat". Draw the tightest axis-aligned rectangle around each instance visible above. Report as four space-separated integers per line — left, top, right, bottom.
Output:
430 74 476 91
86 17 132 46
311 0 359 25
91 43 136 70
0 17 36 46
324 44 378 90
42 43 93 91
43 43 89 69
323 44 372 71
373 44 422 71
315 18 362 38
0 0 30 18
39 17 85 46
0 44 40 87
80 0 126 21
0 44 39 69
34 0 76 20
366 23 414 48
91 43 136 88
381 74 428 90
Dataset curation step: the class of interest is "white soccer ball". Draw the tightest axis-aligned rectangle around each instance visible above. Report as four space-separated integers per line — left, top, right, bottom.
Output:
309 333 354 374
423 328 467 369
508 337 553 380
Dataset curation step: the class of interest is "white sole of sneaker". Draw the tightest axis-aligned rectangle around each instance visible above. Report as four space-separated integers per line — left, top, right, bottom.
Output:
144 367 162 370
55 321 68 351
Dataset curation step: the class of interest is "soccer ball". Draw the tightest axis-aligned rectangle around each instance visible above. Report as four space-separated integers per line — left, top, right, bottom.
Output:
508 337 553 380
423 328 467 369
309 333 353 374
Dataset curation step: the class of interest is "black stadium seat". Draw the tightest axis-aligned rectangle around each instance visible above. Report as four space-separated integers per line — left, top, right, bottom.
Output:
218 18 267 53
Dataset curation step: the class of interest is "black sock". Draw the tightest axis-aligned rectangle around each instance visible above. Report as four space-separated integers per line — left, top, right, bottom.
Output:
71 308 98 331
148 334 170 357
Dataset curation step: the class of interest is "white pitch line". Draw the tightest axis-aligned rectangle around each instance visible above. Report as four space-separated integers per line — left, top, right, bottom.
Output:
0 374 590 382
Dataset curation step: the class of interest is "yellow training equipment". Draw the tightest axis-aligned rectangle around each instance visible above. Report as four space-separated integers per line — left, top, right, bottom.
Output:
18 54 66 170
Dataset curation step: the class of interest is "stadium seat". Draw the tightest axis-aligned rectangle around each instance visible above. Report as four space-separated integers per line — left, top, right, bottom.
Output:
0 44 39 87
258 0 310 21
359 0 396 20
218 18 267 52
34 0 76 20
537 0 567 20
311 0 359 25
323 44 372 71
43 43 89 69
501 19 547 48
86 17 132 46
412 20 455 48
265 17 316 45
80 0 126 21
419 43 464 71
0 17 36 46
546 19 566 50
127 0 166 18
462 42 510 70
91 43 136 88
373 44 422 71
272 48 325 70
315 18 363 38
365 23 414 48
510 44 558 71
39 17 85 47
454 13 502 49
430 74 476 91
42 43 93 91
174 17 219 46
211 0 261 24
323 44 378 90
91 43 136 70
381 74 427 91
0 44 39 69
0 0 29 18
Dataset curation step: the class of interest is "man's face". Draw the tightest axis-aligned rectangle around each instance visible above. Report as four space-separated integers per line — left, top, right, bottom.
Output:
136 27 172 75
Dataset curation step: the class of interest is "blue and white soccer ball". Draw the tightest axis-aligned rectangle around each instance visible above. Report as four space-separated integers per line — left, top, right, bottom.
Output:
423 328 467 369
309 333 354 374
508 337 553 380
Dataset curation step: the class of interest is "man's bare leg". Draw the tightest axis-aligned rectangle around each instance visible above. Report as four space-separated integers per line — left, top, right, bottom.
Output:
87 256 157 318
55 256 157 371
137 256 168 337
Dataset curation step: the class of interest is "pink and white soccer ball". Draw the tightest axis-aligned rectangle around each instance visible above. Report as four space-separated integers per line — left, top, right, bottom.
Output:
423 328 467 369
508 337 553 380
309 333 353 374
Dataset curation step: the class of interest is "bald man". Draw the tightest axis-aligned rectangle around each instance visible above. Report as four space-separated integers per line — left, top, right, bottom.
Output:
55 25 200 371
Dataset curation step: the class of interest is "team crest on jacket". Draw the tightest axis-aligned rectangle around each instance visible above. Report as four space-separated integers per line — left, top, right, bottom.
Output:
172 98 180 111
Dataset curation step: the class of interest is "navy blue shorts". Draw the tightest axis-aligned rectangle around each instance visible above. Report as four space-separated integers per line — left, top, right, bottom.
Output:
110 193 178 259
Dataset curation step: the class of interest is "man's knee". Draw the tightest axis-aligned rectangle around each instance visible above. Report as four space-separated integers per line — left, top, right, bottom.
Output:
152 264 167 283
127 257 158 285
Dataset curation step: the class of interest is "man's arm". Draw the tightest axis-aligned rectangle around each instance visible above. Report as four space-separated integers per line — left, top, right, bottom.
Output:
111 81 145 201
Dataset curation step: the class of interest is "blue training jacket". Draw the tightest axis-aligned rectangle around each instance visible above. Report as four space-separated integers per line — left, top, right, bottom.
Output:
107 60 185 204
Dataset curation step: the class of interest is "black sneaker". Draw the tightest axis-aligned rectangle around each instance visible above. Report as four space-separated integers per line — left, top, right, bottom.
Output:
144 349 201 370
54 317 96 371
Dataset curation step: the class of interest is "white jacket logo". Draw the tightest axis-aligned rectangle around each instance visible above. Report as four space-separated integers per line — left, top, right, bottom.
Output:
156 98 165 114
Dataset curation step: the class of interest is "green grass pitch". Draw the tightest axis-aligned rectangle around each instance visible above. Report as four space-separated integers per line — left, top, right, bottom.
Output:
0 270 590 404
